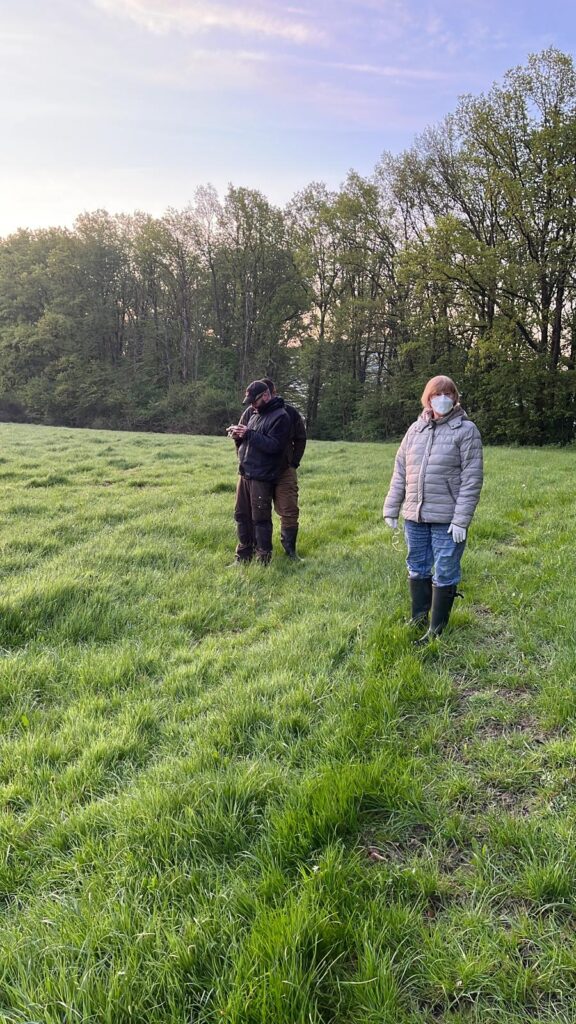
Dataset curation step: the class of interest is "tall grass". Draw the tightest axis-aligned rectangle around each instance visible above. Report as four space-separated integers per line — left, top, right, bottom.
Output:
0 423 575 1022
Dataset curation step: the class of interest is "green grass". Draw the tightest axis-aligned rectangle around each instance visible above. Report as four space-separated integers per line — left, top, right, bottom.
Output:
0 422 575 1022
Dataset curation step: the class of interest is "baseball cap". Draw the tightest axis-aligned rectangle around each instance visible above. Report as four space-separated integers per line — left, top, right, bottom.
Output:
243 380 269 405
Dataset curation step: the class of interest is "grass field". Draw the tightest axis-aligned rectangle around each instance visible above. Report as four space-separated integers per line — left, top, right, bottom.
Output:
0 422 575 1023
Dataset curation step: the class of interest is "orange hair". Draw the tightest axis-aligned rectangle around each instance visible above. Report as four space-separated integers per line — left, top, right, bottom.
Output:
421 375 459 409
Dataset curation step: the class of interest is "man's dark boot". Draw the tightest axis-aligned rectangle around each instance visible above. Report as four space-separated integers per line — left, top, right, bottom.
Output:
414 584 459 646
281 527 301 560
230 544 253 566
408 577 432 625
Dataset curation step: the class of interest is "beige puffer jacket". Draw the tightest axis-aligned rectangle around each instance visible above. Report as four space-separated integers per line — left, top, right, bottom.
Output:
383 406 483 528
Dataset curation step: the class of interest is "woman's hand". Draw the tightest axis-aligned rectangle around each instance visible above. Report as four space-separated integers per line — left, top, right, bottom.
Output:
448 523 466 543
384 517 398 529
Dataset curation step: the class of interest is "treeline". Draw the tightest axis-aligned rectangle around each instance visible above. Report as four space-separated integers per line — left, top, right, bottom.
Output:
1 48 576 444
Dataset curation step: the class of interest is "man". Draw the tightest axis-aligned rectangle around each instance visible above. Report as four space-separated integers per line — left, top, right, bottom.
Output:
227 380 291 564
238 377 307 559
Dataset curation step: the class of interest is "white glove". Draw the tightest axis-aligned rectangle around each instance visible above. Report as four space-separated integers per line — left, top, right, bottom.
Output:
384 517 398 530
448 523 466 544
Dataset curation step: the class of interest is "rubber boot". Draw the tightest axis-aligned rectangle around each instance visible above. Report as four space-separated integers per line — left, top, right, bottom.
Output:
408 577 433 625
227 546 253 567
414 584 458 646
281 526 301 560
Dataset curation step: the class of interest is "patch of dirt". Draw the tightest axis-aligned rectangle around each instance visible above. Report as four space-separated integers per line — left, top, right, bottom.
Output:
474 785 535 816
438 845 472 874
496 687 535 701
472 603 495 618
450 783 535 817
472 715 546 740
361 823 432 865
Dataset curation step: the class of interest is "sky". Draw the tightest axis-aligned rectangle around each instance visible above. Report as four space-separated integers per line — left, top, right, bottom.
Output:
1 0 574 236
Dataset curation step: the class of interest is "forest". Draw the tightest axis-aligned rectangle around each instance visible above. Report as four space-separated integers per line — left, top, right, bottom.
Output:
1 48 575 445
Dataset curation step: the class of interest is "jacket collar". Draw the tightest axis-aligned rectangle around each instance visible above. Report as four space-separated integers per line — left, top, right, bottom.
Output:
416 406 465 431
250 395 285 418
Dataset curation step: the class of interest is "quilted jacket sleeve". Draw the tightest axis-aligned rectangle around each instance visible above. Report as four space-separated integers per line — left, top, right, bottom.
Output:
382 430 409 518
451 423 483 528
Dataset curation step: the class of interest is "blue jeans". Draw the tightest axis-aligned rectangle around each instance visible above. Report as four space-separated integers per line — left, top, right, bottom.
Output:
404 520 466 587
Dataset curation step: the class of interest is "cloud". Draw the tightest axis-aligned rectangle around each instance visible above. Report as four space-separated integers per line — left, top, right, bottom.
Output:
93 0 322 44
321 60 457 82
133 44 459 110
144 47 273 91
165 47 459 82
304 78 433 131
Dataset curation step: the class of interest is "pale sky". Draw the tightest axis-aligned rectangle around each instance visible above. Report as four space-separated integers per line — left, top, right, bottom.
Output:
1 0 573 236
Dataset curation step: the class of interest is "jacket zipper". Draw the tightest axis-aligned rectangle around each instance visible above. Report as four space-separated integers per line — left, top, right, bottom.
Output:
417 422 435 521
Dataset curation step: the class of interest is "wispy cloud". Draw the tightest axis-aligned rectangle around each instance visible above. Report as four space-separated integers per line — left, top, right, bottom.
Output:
319 60 457 82
145 47 271 91
134 45 459 113
93 0 322 44
2 0 570 237
156 47 459 83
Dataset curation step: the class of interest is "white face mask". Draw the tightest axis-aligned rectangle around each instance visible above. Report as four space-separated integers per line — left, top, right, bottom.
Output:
430 394 454 416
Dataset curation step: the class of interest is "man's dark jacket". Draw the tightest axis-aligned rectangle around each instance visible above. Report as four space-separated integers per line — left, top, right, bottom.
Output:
240 401 306 470
237 397 291 482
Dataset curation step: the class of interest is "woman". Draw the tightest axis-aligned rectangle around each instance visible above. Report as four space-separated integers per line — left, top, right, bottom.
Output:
383 375 483 643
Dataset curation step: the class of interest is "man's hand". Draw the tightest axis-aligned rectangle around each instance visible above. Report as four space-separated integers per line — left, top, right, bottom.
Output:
227 424 248 439
384 517 398 529
448 523 466 543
